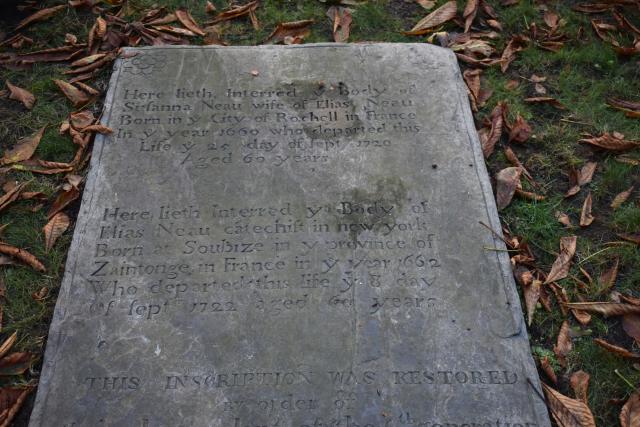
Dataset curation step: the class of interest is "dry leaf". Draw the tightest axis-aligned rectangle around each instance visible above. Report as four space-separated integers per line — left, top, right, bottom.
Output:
43 213 70 252
463 0 479 33
607 97 640 118
207 1 258 25
524 279 541 325
495 167 522 210
618 233 640 245
598 257 619 291
553 320 572 366
481 101 507 158
542 383 596 427
70 53 107 68
15 5 66 31
406 1 457 36
176 8 206 36
0 353 33 376
611 186 634 209
566 302 640 317
622 315 640 344
206 1 216 13
594 338 640 360
577 162 597 186
32 287 48 301
327 7 352 43
48 185 80 220
265 20 314 44
1 127 45 166
5 81 35 110
579 192 594 227
416 0 436 10
53 79 90 107
580 132 640 152
508 114 532 143
544 236 577 284
0 386 34 427
524 96 565 109
620 392 640 427
0 243 45 272
501 35 528 72
540 356 557 384
0 333 17 360
570 370 590 404
556 211 573 228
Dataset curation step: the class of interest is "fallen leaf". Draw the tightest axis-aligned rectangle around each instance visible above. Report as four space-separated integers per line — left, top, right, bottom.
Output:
598 257 619 291
495 167 522 210
480 101 507 158
416 0 436 10
566 302 640 317
265 20 314 44
553 320 572 366
0 182 29 213
515 188 545 202
544 10 559 30
544 236 577 284
1 127 45 166
176 8 206 36
5 81 35 110
622 315 640 344
206 1 216 13
594 338 640 360
48 185 80 219
463 68 482 111
508 114 532 143
540 356 557 384
577 162 597 186
0 243 45 272
501 34 528 72
0 333 17 360
607 97 640 118
82 124 112 134
556 211 573 228
406 1 457 36
542 383 596 427
15 5 66 31
0 353 33 376
327 7 352 43
579 192 594 227
620 392 640 427
570 371 590 404
0 386 34 427
579 132 640 152
611 186 634 209
524 96 565 109
53 79 90 107
32 287 48 301
524 279 541 325
43 213 70 252
70 53 107 68
504 146 531 179
463 0 479 33
618 233 640 245
207 1 258 25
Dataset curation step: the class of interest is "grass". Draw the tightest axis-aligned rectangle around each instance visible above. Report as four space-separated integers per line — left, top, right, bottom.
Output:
0 0 639 425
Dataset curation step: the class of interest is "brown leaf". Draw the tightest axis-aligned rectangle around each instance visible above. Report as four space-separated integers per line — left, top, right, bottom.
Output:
15 5 66 31
577 161 597 186
524 279 541 326
515 188 545 202
0 386 34 427
544 236 577 284
594 338 640 360
206 1 217 13
524 96 565 109
620 392 640 427
265 20 314 44
48 185 80 220
0 182 28 213
5 81 35 110
0 333 17 360
207 1 258 25
566 302 640 317
598 257 619 291
32 287 48 301
500 35 528 72
579 192 594 227
556 211 573 228
504 146 532 179
0 353 33 376
1 127 45 166
570 371 590 404
43 213 70 252
481 101 507 158
463 0 479 33
508 114 532 143
544 11 559 30
579 132 640 152
540 356 557 384
0 243 45 272
553 320 572 366
463 68 482 111
607 97 640 118
327 7 352 43
53 79 90 107
70 53 107 68
622 315 640 344
406 1 457 36
69 110 96 130
495 167 522 210
542 383 596 427
618 233 640 245
82 124 112 134
176 8 206 36
416 0 436 10
611 186 634 209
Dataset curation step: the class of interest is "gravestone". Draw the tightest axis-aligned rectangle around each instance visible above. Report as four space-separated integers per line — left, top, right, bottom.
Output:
30 44 550 427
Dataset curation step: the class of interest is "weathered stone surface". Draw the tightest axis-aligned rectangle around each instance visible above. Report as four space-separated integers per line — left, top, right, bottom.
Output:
30 44 550 427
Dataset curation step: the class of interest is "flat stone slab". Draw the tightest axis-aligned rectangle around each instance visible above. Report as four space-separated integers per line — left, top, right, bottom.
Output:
30 44 550 427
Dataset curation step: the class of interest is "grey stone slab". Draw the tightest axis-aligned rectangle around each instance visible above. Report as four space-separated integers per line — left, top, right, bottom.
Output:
30 44 550 427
